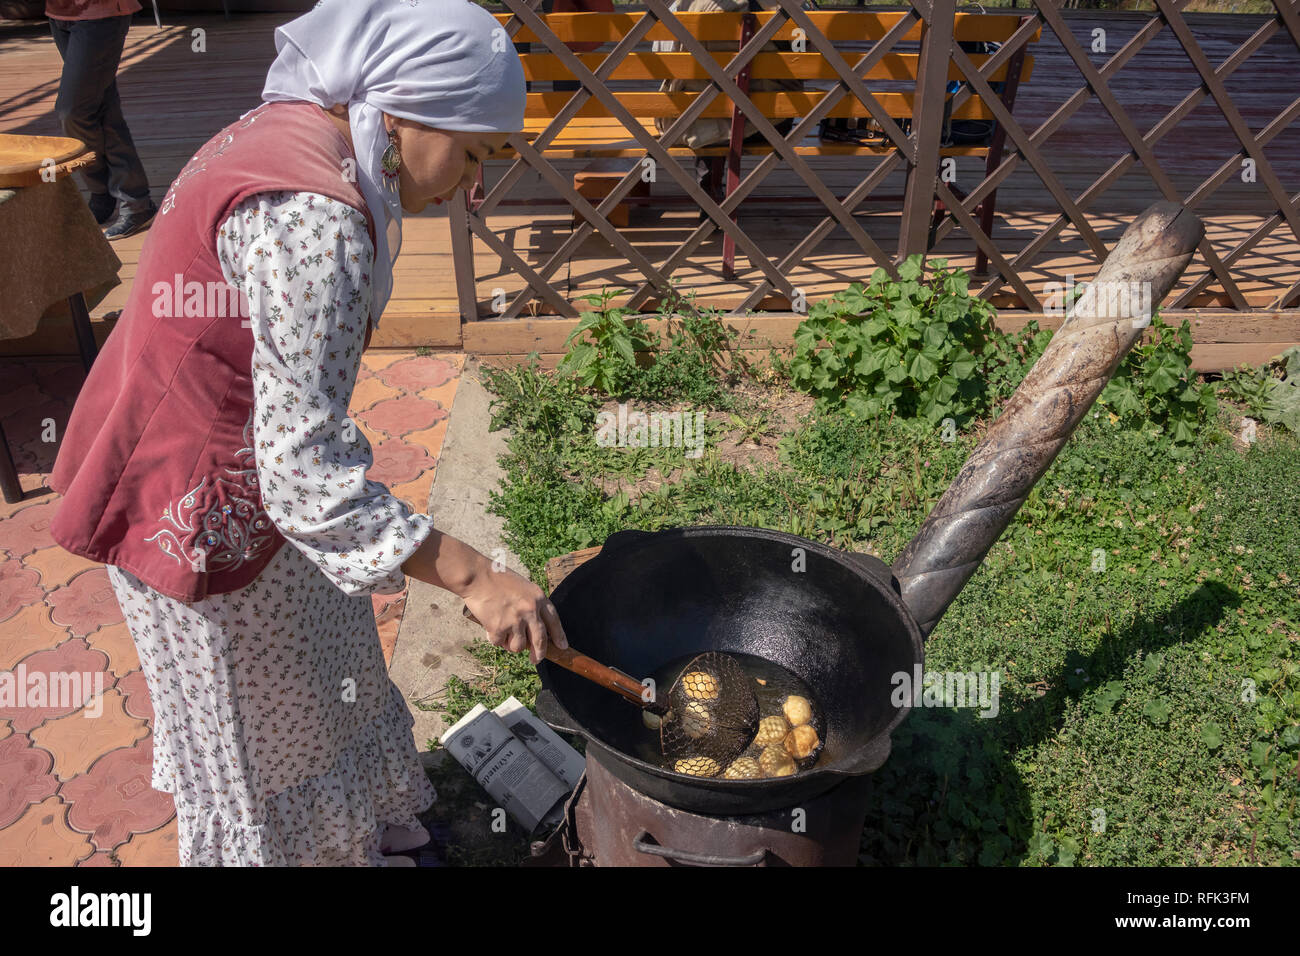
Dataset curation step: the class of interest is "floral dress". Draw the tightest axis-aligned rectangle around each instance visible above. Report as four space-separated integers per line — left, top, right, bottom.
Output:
105 191 437 866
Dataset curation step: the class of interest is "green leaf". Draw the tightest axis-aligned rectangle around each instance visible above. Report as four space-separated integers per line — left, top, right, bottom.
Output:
949 349 977 379
1056 835 1079 867
897 255 923 282
1200 722 1222 751
856 349 884 377
909 351 938 382
844 393 873 418
922 322 949 350
864 315 891 338
1143 698 1171 727
611 333 636 365
559 341 596 372
1147 363 1181 393
1091 680 1125 714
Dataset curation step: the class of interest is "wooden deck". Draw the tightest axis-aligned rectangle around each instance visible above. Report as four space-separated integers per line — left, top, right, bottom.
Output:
1 8 1297 369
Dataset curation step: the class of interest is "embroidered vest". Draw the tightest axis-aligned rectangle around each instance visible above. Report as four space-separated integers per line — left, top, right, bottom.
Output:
49 100 377 603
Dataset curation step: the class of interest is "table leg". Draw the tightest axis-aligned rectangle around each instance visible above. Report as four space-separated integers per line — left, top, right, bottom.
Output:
68 292 98 373
0 420 22 504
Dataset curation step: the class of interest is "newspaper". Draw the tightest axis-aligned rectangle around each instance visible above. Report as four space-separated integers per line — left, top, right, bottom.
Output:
439 697 584 832
492 695 586 788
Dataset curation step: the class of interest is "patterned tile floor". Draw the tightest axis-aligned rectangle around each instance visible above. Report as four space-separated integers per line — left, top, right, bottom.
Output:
0 350 462 866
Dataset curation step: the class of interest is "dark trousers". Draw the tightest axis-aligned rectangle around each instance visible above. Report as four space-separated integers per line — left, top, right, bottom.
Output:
49 14 151 213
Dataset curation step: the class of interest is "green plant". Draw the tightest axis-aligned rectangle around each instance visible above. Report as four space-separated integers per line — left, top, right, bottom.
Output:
1265 346 1300 432
556 287 657 396
982 318 1054 404
475 318 1300 864
624 291 741 406
479 355 599 440
727 408 772 445
1218 346 1300 435
1097 313 1219 452
789 256 1015 425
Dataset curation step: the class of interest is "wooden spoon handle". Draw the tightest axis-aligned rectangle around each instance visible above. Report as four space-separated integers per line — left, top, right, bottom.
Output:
460 604 660 712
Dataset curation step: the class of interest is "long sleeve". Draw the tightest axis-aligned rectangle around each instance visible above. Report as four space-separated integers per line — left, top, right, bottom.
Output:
215 190 436 597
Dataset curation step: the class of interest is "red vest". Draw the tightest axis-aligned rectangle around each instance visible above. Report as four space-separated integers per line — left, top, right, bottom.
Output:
50 100 377 602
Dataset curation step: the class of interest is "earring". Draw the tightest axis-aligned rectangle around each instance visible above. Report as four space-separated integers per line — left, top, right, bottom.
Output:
380 128 401 193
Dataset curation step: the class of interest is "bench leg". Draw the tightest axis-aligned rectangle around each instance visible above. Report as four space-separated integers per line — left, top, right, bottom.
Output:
449 190 479 321
974 198 996 277
697 157 724 217
718 154 739 281
0 420 22 504
69 292 98 374
929 198 945 252
974 148 1000 277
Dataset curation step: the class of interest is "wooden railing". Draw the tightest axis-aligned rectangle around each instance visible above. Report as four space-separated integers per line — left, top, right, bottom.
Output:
451 0 1300 323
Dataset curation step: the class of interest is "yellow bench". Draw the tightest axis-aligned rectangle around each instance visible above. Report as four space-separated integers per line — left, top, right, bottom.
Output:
461 9 1041 307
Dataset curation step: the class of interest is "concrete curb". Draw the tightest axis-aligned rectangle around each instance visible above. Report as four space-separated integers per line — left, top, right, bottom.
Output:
388 355 530 749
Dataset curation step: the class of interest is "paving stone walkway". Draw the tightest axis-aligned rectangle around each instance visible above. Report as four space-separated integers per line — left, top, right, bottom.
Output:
0 350 462 866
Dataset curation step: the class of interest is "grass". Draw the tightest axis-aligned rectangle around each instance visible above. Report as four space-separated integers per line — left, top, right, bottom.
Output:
436 295 1299 866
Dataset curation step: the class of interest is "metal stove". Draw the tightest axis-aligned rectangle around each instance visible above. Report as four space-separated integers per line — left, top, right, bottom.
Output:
527 749 871 867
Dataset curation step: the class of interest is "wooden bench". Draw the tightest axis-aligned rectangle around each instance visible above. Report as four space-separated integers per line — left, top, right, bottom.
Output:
460 9 1041 312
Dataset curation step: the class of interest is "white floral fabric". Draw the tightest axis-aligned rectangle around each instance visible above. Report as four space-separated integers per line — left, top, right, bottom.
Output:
107 542 435 866
104 190 439 865
217 190 437 597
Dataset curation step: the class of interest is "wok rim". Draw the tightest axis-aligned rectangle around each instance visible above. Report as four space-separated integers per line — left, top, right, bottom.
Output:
542 524 926 791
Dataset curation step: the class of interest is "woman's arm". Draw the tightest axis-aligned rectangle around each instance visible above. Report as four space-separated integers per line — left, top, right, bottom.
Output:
216 190 566 660
402 531 569 663
218 190 429 596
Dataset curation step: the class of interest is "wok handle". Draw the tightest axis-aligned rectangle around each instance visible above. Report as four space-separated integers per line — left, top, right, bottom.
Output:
535 688 583 736
891 201 1204 637
461 604 662 713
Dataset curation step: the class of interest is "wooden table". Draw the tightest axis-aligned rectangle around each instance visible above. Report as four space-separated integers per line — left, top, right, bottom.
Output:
0 170 121 502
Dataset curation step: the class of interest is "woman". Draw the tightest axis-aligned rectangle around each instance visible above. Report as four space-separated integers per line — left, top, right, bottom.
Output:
47 0 158 238
48 0 567 866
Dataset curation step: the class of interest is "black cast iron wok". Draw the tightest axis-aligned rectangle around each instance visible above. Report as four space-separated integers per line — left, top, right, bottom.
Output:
534 202 1205 815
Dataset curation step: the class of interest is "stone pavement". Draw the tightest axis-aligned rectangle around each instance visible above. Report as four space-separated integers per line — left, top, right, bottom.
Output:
0 349 464 866
389 356 529 752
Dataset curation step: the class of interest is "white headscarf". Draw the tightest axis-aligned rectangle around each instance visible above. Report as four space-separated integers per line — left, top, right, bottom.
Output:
260 0 526 326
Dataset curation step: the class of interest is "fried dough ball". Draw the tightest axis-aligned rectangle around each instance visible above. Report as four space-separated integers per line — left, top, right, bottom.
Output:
754 715 789 747
723 756 762 780
674 756 721 777
783 724 820 760
679 699 712 739
782 695 813 727
642 709 662 731
680 670 720 701
759 744 797 778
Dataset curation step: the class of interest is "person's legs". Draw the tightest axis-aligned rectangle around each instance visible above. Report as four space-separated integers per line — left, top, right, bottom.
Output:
50 15 151 215
380 822 431 853
49 16 106 215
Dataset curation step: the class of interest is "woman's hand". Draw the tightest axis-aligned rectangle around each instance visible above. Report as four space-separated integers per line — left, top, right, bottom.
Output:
460 564 569 666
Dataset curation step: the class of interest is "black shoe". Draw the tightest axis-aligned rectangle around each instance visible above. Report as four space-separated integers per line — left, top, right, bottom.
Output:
104 201 157 241
88 193 117 226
